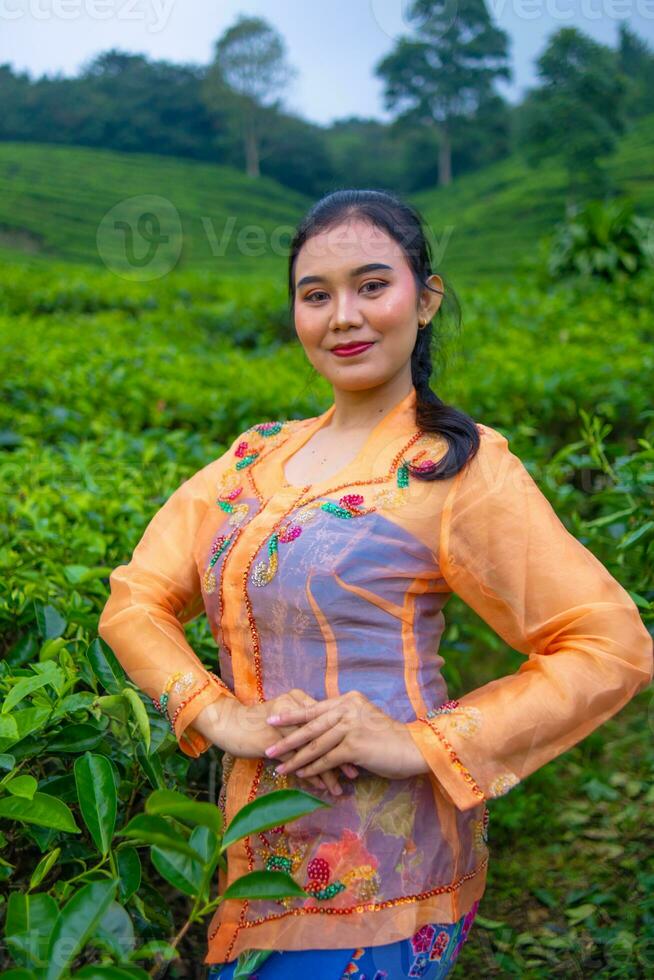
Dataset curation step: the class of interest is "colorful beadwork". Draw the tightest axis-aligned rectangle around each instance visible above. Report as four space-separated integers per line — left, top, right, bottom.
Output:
202 421 293 594
151 669 197 729
251 494 374 587
250 442 443 588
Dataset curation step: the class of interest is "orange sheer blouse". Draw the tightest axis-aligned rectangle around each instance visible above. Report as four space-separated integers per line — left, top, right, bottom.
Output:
98 385 653 965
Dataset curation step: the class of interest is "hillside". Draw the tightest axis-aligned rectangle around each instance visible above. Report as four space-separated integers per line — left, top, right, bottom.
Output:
0 142 311 278
1 113 653 280
412 113 654 281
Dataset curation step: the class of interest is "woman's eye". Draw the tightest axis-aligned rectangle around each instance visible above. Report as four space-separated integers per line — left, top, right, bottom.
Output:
305 282 387 303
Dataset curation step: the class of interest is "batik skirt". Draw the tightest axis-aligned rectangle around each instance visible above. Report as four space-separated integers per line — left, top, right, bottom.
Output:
206 898 479 979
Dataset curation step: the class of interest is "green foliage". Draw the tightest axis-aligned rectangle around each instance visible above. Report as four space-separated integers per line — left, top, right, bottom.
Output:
544 197 654 282
0 257 651 974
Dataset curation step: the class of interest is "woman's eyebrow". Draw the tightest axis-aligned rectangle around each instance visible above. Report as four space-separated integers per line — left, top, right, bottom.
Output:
297 262 394 289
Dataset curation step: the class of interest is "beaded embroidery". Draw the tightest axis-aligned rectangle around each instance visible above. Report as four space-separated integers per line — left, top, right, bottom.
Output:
425 699 482 737
250 763 381 908
250 441 445 588
202 421 292 594
488 771 520 797
151 670 196 729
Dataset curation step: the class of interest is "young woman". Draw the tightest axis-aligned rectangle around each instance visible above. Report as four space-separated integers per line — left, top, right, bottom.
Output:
98 189 653 979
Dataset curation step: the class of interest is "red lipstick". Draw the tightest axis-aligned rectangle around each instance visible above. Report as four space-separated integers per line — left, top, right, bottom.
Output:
330 342 375 358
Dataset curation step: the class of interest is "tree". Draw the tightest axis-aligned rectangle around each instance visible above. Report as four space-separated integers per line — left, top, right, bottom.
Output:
202 15 298 178
374 0 511 187
518 28 626 205
617 22 654 120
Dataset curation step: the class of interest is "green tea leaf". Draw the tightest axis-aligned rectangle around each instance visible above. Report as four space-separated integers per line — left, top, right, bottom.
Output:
118 814 200 860
221 789 329 851
0 792 80 833
122 688 151 753
145 788 223 834
29 848 61 890
6 774 38 799
74 753 118 857
222 869 307 901
46 879 119 980
86 638 126 696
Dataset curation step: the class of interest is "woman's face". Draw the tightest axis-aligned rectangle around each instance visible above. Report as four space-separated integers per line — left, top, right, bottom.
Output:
292 217 444 392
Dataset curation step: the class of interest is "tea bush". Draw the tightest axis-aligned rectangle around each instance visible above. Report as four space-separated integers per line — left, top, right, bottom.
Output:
0 258 652 975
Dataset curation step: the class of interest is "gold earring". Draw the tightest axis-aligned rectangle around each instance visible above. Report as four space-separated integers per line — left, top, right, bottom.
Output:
418 319 426 329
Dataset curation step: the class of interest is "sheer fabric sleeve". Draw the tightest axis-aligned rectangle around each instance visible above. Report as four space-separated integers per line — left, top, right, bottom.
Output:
98 441 242 759
406 424 654 812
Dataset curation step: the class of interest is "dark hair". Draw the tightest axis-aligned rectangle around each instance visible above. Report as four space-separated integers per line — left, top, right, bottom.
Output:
287 188 480 480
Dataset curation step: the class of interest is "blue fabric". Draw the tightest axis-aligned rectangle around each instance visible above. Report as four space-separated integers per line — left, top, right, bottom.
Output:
206 901 479 979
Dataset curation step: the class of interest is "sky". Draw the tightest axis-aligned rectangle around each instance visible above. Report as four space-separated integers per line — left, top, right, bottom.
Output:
2 0 654 126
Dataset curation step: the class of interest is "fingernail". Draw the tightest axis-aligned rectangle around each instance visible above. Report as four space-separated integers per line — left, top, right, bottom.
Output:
275 764 286 774
267 715 280 723
265 746 277 757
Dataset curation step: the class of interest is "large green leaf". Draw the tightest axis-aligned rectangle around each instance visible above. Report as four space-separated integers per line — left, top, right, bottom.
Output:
150 844 204 897
74 753 117 856
86 638 126 696
221 789 329 851
5 891 58 967
0 792 80 833
145 788 223 834
115 847 141 903
46 879 119 980
118 813 200 860
222 869 307 901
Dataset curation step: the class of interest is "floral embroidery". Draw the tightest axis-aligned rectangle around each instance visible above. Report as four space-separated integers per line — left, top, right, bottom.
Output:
251 494 374 586
426 699 482 738
250 435 446 587
488 771 520 797
151 669 196 726
202 420 291 594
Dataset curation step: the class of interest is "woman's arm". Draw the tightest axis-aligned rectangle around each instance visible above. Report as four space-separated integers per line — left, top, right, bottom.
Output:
406 425 653 811
98 448 241 759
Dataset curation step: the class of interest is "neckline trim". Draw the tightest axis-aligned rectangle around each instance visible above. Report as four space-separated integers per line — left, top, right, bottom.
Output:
273 385 419 493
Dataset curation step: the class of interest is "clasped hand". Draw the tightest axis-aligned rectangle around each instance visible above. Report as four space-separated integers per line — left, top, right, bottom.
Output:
263 688 428 783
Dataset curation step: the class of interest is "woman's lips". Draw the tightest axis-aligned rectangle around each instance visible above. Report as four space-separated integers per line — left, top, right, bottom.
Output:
330 342 375 357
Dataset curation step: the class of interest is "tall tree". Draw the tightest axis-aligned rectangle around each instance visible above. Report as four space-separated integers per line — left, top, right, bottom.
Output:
617 23 654 120
375 0 511 186
202 15 297 178
518 28 626 205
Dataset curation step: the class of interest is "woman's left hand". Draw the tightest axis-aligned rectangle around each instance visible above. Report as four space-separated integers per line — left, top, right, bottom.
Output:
263 689 429 782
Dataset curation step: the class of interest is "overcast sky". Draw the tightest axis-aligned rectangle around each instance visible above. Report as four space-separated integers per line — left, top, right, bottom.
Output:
2 0 653 125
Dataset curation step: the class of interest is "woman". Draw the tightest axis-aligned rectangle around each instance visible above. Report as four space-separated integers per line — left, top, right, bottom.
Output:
98 189 653 978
